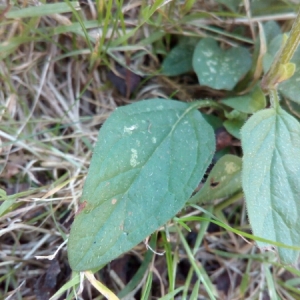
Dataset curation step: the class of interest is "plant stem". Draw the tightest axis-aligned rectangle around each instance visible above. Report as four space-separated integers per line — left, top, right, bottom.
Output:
214 191 244 212
193 99 228 112
261 9 300 91
269 89 280 110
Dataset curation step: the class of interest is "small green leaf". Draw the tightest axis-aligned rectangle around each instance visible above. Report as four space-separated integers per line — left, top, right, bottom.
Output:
162 38 199 76
223 119 244 139
242 107 300 264
192 38 252 90
0 188 7 199
189 154 242 204
202 114 223 130
281 97 300 121
221 85 266 114
277 62 296 83
263 34 300 104
224 109 247 120
278 62 300 104
263 34 283 73
214 0 241 12
263 21 281 45
0 198 16 217
68 99 215 271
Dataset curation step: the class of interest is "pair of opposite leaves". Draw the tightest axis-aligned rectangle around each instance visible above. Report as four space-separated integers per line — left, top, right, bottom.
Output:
68 98 300 271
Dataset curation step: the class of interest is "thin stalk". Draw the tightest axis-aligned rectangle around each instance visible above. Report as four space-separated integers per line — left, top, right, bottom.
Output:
214 191 244 213
261 9 300 91
176 225 217 299
269 89 280 110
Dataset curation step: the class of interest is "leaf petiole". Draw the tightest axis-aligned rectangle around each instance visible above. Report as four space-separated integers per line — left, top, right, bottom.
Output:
261 9 300 91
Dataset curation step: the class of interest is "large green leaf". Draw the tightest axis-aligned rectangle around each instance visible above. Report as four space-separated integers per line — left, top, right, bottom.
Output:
188 154 242 204
192 38 252 90
241 107 300 264
68 99 215 271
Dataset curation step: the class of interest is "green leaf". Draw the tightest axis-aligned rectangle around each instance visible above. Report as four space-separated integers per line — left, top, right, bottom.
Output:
223 119 244 139
251 0 293 16
263 34 282 73
214 0 241 12
277 62 296 83
192 38 252 90
68 99 215 271
49 273 80 300
190 278 201 299
263 21 281 45
214 147 231 161
117 234 155 298
202 114 223 130
277 57 300 104
224 109 247 121
159 287 185 300
0 188 7 199
6 1 80 18
241 107 300 264
263 34 300 104
141 272 153 299
221 85 266 114
0 199 16 218
188 154 242 204
162 38 199 76
281 97 300 121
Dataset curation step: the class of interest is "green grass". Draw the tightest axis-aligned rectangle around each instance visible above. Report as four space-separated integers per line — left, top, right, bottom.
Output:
0 0 300 299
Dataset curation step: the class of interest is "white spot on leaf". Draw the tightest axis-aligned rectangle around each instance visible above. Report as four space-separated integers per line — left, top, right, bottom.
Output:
124 125 138 134
130 148 140 167
225 161 240 174
206 60 217 73
202 50 213 57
